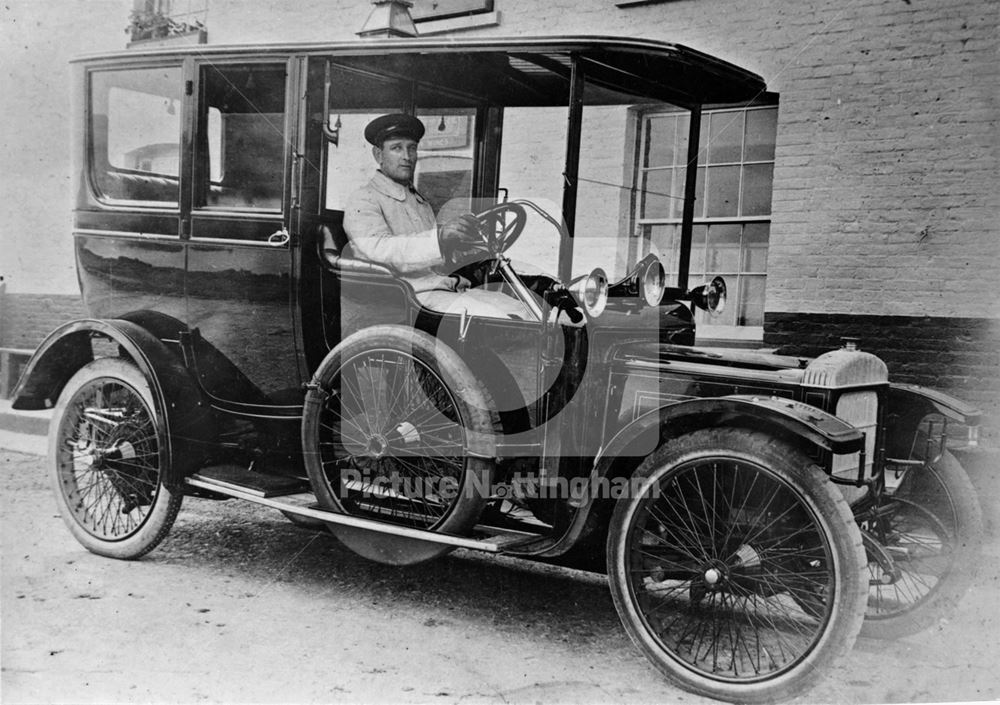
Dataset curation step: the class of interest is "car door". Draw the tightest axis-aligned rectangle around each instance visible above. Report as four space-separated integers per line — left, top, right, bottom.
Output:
184 58 302 408
76 61 186 323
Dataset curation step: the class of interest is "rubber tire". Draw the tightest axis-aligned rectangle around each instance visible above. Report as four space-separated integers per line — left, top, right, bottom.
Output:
304 325 496 564
861 451 984 639
50 358 182 560
607 428 867 704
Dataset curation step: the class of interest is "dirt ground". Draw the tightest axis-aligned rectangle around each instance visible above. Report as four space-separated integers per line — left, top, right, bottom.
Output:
2 447 998 705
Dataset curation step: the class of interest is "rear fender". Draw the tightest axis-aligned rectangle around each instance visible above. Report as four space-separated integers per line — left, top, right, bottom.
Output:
12 318 213 487
535 395 864 559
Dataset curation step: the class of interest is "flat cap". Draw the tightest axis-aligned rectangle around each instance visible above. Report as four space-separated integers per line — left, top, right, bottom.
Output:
364 113 426 146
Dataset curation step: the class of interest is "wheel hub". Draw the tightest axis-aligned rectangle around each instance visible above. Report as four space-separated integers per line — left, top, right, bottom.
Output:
700 559 729 589
366 435 389 458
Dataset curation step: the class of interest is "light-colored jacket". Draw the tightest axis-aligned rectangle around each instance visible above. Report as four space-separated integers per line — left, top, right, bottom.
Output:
343 171 455 293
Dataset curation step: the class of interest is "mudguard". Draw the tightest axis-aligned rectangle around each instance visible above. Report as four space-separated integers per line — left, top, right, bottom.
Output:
534 394 864 560
888 383 980 426
885 383 981 458
11 318 214 488
597 395 864 464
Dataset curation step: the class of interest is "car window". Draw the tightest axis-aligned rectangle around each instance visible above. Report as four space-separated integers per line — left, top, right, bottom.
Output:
414 108 476 220
322 63 477 220
196 63 287 211
89 66 183 204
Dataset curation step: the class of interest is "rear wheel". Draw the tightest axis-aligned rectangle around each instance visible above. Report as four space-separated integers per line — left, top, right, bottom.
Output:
607 429 866 703
303 326 495 564
50 358 181 559
861 451 983 638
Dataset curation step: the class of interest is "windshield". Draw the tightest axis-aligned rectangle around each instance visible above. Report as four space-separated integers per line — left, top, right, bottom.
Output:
498 79 690 286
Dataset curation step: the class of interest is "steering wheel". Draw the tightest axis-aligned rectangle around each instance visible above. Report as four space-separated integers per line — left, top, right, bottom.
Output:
474 202 527 256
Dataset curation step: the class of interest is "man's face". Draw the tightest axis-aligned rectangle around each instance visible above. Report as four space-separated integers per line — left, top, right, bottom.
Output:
374 137 419 185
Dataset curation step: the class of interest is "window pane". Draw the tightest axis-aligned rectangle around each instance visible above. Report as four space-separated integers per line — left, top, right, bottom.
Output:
689 224 708 276
695 294 736 327
745 108 777 162
325 110 400 209
642 224 682 285
741 163 774 216
705 165 739 217
706 223 741 273
207 108 222 182
416 109 477 221
707 110 744 164
694 165 706 218
738 275 767 326
200 64 286 210
646 115 680 167
742 222 770 272
641 168 679 219
90 67 182 203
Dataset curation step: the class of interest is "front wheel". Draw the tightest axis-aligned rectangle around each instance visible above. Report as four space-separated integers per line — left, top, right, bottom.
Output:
50 357 182 559
607 429 867 703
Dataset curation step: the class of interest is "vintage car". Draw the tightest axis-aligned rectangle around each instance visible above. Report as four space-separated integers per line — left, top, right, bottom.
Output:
13 35 984 702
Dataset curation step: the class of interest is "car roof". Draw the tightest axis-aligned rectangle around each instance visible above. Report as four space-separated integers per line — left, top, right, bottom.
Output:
74 35 766 106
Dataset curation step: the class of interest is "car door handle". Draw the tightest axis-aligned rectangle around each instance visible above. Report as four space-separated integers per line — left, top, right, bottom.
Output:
268 228 290 246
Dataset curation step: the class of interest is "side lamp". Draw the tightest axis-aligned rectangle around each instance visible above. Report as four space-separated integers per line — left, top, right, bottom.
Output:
688 276 727 315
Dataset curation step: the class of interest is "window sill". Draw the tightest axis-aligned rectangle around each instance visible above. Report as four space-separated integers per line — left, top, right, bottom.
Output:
695 325 764 348
416 11 501 35
127 29 207 49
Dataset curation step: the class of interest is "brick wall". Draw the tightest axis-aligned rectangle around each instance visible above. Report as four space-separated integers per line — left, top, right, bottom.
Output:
0 294 88 349
765 313 1000 440
764 0 999 320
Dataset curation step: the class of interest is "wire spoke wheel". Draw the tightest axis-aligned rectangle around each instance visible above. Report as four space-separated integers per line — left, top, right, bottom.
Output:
50 358 181 559
860 451 983 638
319 349 467 529
608 429 865 703
633 462 834 678
304 326 495 564
866 497 952 616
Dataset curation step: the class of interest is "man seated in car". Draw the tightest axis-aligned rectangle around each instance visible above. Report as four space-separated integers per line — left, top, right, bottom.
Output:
343 113 527 318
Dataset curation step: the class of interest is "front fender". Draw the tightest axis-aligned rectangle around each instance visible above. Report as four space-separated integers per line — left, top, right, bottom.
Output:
12 318 213 487
532 395 864 560
595 395 863 468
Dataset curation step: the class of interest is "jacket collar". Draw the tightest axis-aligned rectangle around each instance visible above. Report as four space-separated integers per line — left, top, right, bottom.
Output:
370 170 427 203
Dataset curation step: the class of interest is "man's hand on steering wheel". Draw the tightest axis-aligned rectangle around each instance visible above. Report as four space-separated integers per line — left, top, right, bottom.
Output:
438 214 487 267
438 202 527 269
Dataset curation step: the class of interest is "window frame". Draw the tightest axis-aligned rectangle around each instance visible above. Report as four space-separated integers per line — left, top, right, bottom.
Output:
633 100 778 341
410 0 494 23
191 58 292 217
85 61 185 210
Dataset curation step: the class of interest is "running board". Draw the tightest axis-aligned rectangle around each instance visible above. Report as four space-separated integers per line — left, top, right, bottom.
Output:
185 475 541 553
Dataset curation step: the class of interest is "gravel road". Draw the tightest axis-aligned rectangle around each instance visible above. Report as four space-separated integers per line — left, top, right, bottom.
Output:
2 448 998 704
